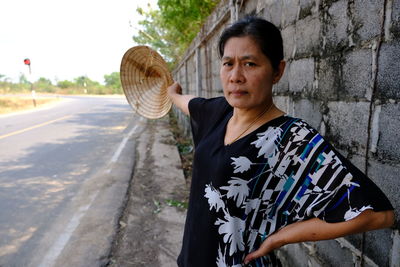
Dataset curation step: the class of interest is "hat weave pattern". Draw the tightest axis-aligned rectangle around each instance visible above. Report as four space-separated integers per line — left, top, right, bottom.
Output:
120 46 173 119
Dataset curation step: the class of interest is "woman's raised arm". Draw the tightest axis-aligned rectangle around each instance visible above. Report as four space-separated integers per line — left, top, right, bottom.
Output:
167 82 196 116
244 209 395 265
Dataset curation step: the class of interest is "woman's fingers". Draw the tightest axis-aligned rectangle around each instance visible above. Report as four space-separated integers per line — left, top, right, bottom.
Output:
243 249 263 265
243 232 283 265
167 81 182 95
243 240 273 265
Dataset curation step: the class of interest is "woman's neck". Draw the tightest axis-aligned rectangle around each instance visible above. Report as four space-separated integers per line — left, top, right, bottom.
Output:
224 102 285 145
230 102 277 125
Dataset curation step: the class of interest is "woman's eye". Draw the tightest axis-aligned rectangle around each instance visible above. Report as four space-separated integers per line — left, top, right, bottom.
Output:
222 62 232 67
245 62 256 67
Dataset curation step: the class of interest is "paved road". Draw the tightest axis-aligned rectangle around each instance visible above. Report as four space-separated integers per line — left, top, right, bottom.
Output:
0 96 144 266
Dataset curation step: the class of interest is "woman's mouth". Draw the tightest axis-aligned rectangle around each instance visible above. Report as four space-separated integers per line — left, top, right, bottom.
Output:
230 90 248 97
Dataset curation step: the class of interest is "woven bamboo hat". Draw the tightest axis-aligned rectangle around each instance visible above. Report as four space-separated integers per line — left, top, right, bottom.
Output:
120 46 173 119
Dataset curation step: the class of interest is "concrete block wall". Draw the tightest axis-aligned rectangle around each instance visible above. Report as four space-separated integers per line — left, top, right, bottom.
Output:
172 0 400 265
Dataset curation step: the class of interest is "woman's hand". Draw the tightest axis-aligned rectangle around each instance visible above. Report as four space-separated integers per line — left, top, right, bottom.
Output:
167 81 183 96
166 82 196 115
243 230 283 265
243 209 394 265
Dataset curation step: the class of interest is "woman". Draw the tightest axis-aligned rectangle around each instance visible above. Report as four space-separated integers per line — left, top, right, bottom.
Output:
168 16 394 266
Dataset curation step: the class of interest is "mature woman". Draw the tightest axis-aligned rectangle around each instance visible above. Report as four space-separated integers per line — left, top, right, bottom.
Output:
168 16 394 267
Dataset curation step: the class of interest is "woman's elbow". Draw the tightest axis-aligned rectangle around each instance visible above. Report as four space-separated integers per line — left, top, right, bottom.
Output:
368 210 395 230
381 210 395 228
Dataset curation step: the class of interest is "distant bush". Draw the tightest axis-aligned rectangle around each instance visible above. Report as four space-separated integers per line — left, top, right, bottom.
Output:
0 73 123 95
0 81 30 94
57 80 75 89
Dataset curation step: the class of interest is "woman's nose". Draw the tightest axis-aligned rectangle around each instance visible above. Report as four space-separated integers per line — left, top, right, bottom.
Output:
229 65 245 83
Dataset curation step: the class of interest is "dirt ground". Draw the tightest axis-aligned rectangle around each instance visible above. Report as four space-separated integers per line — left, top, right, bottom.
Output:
0 96 61 114
106 118 190 266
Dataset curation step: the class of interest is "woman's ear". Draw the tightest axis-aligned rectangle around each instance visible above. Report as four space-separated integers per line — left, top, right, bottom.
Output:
272 61 286 84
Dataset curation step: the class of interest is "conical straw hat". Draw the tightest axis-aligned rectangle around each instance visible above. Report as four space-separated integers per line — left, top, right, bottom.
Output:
120 46 173 119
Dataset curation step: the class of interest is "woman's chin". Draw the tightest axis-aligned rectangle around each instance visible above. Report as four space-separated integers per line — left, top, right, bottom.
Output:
225 99 252 109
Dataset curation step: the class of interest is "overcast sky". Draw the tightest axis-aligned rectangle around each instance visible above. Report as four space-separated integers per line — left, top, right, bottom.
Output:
0 0 157 84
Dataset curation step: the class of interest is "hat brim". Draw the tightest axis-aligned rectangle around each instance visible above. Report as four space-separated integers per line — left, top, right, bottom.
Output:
120 46 173 119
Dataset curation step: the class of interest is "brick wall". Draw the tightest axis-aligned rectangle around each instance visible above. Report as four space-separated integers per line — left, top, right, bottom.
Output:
172 0 400 265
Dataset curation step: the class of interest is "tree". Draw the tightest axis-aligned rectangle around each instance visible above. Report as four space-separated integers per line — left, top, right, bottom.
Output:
133 0 220 67
36 77 52 85
104 72 121 89
74 76 101 87
57 80 75 89
74 76 89 87
34 77 56 92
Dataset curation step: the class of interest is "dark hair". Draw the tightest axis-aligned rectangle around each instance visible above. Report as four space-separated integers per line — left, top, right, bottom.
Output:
218 16 284 70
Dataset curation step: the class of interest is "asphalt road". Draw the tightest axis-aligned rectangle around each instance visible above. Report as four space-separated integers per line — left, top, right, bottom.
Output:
0 95 145 267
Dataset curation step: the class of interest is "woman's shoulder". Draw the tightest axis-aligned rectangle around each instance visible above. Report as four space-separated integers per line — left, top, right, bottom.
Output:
189 96 232 121
274 115 319 133
260 115 324 148
189 96 230 111
261 115 310 132
188 96 232 145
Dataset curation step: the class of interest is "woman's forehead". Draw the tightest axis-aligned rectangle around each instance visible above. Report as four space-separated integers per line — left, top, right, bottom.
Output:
223 36 263 56
221 54 259 61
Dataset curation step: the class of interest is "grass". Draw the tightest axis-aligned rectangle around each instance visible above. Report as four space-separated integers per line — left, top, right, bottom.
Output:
166 199 188 209
0 96 61 114
168 112 194 181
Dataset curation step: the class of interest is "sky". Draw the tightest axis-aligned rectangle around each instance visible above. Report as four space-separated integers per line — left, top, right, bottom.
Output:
0 0 157 84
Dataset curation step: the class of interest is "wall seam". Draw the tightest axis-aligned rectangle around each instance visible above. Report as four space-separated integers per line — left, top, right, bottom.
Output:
362 0 388 266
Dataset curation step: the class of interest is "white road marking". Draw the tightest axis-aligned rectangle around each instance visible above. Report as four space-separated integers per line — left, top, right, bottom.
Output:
38 191 99 267
110 124 139 163
40 119 143 266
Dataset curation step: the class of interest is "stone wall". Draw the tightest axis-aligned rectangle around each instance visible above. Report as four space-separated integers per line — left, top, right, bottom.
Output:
172 0 400 266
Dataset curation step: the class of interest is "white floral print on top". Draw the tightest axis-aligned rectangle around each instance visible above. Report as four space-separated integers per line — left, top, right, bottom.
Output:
203 122 381 266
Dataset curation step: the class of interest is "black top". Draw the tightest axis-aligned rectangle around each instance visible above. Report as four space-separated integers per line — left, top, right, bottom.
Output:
177 97 393 267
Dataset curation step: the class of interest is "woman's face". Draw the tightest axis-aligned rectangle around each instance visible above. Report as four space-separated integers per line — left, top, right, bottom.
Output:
220 36 278 110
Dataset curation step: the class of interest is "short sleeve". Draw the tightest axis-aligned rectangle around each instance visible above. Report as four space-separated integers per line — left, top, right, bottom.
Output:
317 147 394 223
188 97 231 146
276 119 393 225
